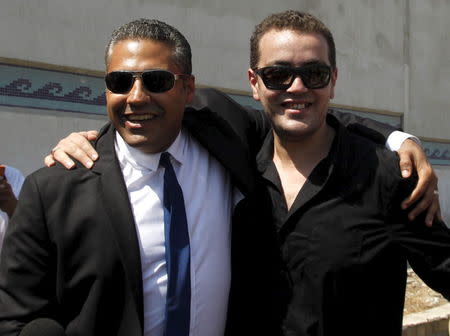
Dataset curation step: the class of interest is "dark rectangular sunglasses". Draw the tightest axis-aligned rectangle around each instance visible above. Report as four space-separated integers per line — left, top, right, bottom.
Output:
105 69 191 94
254 63 332 90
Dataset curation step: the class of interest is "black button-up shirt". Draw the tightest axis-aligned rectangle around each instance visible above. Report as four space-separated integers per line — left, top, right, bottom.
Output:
256 114 450 336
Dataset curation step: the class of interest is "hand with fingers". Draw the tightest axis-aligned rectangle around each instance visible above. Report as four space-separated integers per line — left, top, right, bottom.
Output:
397 138 441 226
44 130 99 169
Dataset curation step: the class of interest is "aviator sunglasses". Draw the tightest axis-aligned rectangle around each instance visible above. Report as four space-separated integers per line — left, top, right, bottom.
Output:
105 69 191 94
254 63 332 90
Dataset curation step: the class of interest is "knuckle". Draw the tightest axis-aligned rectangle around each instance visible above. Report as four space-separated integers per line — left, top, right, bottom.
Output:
399 157 411 165
81 142 93 152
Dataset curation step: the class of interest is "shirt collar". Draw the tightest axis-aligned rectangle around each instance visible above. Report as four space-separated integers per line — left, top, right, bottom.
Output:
115 128 188 172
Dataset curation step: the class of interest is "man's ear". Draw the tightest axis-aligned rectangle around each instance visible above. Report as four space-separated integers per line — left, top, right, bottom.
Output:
248 68 261 101
184 75 196 104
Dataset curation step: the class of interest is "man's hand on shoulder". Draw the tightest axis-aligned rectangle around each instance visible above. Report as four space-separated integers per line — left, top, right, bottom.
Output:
397 139 441 226
44 130 99 169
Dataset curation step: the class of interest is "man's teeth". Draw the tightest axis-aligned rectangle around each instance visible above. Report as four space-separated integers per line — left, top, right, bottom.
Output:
127 114 155 121
287 103 310 109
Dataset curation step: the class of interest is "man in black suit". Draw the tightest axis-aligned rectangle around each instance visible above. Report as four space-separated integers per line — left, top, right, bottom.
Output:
0 18 266 336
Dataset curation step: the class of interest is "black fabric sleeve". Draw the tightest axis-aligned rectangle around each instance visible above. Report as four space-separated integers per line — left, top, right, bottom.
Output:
329 108 399 145
387 172 450 300
0 174 56 336
190 87 271 157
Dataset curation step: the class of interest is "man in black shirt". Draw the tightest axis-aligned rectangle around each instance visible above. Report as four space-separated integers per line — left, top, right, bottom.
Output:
247 10 450 335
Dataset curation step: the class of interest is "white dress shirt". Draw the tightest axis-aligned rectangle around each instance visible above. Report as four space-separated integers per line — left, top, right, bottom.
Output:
116 128 241 336
0 166 25 253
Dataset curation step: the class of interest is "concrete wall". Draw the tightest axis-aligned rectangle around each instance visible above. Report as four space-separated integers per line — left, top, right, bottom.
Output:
407 1 450 139
0 106 106 176
0 1 411 110
2 1 448 130
0 0 449 221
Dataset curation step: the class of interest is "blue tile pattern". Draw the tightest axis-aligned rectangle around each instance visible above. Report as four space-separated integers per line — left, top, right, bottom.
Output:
423 141 450 166
0 63 106 115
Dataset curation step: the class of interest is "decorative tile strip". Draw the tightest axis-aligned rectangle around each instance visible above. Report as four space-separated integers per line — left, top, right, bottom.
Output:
0 63 106 115
423 141 450 166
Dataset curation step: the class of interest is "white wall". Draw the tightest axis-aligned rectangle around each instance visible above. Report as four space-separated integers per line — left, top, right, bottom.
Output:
0 106 106 176
2 1 449 138
407 0 450 139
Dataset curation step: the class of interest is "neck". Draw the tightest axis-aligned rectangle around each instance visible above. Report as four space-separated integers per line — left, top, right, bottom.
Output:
271 121 335 210
273 121 335 174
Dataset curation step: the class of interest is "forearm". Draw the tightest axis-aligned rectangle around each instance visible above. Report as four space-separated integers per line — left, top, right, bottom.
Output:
390 177 450 299
405 220 450 301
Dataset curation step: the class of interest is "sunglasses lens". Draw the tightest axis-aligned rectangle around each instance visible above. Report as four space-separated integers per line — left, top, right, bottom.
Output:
142 70 175 93
257 64 331 90
105 72 134 94
260 67 293 90
301 64 331 89
105 70 177 94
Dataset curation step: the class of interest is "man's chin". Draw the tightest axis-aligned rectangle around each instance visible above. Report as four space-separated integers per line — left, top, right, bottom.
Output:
273 123 315 140
121 133 152 149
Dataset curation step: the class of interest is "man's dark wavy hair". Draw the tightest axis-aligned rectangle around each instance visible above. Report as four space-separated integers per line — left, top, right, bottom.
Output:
105 18 192 74
250 10 336 70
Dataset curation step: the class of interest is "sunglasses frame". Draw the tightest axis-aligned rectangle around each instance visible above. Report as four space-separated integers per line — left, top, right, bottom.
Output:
254 63 332 90
105 69 191 94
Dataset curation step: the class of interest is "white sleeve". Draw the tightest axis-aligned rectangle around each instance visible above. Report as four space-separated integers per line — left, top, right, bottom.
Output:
5 166 25 198
386 130 421 151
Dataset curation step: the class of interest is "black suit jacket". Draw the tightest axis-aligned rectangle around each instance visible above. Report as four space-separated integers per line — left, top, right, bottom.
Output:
0 100 260 335
0 88 397 335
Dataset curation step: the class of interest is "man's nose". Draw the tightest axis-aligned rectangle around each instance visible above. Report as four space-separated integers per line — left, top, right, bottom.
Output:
286 75 308 94
127 78 151 104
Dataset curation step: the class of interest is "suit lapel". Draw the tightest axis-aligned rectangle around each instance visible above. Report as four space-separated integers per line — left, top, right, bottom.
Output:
183 107 256 196
89 107 256 324
92 124 144 325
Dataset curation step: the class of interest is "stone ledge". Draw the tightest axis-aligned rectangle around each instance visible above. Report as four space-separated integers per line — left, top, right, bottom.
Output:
403 303 450 336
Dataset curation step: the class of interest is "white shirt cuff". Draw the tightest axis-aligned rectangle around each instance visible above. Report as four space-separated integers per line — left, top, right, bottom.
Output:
386 130 421 151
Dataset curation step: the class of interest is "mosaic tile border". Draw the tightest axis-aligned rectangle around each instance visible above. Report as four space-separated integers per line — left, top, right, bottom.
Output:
422 140 450 166
0 62 106 115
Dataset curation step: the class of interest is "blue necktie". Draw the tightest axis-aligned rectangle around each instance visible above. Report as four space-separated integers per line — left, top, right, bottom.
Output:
160 152 191 336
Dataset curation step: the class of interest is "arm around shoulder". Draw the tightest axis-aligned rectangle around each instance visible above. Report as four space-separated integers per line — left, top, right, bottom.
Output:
329 108 397 145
